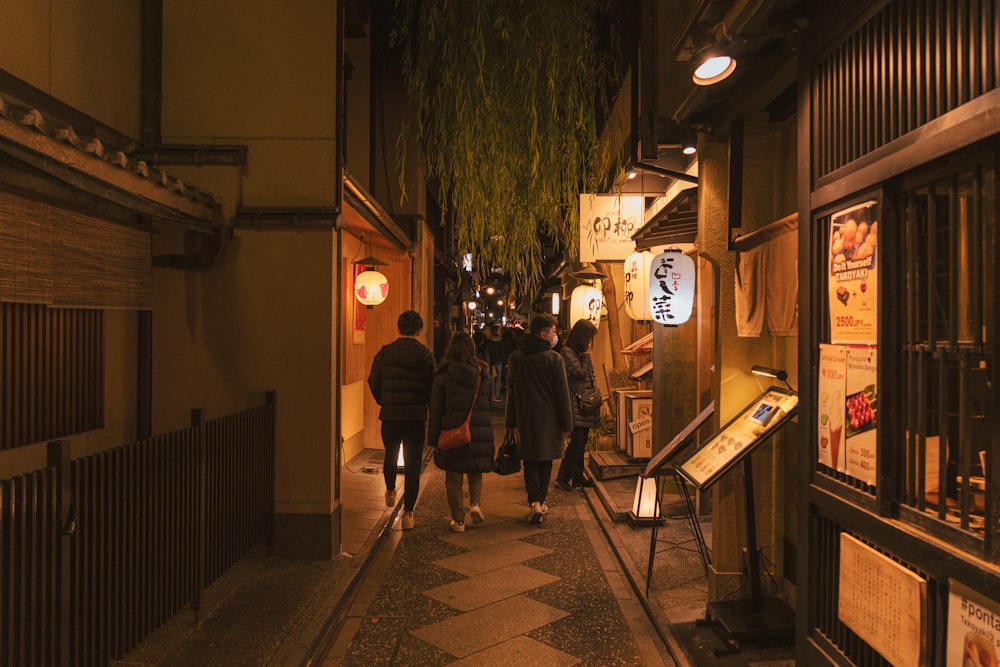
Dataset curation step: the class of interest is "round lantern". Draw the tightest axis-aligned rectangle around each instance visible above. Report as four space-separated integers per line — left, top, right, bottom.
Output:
648 250 695 325
623 251 655 321
354 268 389 307
569 284 603 329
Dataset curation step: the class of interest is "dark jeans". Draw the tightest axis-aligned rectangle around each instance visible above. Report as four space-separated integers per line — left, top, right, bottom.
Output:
381 419 426 511
556 427 589 483
523 459 553 504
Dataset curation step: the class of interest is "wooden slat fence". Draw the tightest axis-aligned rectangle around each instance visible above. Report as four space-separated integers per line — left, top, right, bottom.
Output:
0 393 275 667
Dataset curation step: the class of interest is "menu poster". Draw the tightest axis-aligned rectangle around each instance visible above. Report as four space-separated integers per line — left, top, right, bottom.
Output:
818 344 878 483
947 580 1000 667
845 346 878 484
677 389 798 488
828 199 879 344
818 344 847 471
839 533 926 667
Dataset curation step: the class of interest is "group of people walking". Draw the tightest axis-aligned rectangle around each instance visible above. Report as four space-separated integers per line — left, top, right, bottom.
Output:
367 310 602 531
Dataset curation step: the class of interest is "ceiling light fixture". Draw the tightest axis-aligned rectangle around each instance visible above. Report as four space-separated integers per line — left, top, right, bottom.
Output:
681 128 698 155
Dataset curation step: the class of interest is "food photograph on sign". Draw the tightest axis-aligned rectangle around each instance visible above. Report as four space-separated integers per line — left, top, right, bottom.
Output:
948 581 1000 667
828 199 879 344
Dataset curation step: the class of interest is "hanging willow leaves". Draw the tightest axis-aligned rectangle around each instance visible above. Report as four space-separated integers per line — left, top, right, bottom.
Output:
392 0 616 299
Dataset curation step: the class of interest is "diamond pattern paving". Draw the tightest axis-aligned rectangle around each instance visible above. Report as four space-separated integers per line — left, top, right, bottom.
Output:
435 539 552 576
423 563 560 611
410 595 569 658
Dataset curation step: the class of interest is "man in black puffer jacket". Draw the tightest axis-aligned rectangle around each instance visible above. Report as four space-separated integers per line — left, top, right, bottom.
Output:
505 314 573 524
367 310 435 530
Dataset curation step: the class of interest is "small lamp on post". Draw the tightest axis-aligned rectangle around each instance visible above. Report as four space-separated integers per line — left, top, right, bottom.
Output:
751 365 793 391
628 475 662 525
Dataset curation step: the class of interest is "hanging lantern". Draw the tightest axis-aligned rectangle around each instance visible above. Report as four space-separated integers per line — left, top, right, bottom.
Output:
648 250 695 325
354 267 389 308
623 251 655 321
569 284 603 329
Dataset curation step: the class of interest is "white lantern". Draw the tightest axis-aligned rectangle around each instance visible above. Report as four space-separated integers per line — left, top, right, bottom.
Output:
648 251 695 325
628 476 660 524
569 285 602 329
623 251 655 321
354 269 389 307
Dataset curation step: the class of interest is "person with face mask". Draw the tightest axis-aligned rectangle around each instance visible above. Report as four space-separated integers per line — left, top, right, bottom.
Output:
505 314 573 523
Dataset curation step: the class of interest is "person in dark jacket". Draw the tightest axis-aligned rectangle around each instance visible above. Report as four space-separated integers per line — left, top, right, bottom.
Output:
427 332 495 532
367 310 435 530
555 320 600 490
505 314 573 524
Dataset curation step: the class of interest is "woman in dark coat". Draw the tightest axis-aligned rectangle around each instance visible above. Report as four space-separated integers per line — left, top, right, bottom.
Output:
428 332 495 532
505 315 573 523
555 320 601 490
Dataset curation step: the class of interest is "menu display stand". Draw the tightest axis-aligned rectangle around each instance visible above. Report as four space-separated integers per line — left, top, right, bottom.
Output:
641 402 715 595
674 387 799 652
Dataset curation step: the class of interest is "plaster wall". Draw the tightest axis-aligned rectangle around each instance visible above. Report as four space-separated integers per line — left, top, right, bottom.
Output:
699 114 798 600
156 0 341 558
0 0 141 136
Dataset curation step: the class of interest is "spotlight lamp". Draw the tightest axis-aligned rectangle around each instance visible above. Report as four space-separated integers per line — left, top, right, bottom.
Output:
751 364 793 391
690 22 736 86
689 20 801 87
681 128 698 156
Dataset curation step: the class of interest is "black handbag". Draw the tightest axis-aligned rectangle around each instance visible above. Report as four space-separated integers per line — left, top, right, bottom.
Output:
576 386 602 413
493 432 521 475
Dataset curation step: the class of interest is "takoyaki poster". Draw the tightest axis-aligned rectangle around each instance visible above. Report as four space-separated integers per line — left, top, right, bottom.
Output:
828 200 879 344
947 580 1000 667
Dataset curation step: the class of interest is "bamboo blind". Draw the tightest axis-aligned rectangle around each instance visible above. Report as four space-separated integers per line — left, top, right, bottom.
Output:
0 190 152 309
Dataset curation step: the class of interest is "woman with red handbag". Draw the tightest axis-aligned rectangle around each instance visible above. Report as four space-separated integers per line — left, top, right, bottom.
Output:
427 333 496 532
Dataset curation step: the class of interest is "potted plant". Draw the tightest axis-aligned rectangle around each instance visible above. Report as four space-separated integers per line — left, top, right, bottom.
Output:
587 412 617 451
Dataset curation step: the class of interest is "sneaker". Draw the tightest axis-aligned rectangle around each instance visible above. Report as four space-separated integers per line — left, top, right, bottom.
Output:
450 519 465 533
554 480 573 492
529 502 543 524
385 489 396 507
469 505 485 524
572 477 595 488
401 511 415 530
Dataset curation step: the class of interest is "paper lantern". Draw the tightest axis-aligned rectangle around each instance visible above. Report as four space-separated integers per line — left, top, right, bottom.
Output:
648 251 695 325
628 476 661 524
623 251 655 321
569 285 602 329
354 269 389 307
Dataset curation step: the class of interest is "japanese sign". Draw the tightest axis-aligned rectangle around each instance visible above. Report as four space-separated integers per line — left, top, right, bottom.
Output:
579 194 642 262
828 199 879 344
648 251 695 325
569 284 602 330
947 580 1000 667
818 344 878 483
623 250 654 321
839 533 926 667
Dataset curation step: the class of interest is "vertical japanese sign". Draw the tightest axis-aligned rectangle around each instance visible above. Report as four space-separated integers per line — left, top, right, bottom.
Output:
829 199 879 344
353 264 366 344
579 194 642 262
947 580 1000 667
648 251 695 325
818 343 878 482
845 346 877 484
